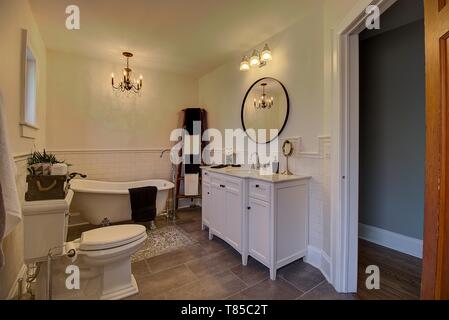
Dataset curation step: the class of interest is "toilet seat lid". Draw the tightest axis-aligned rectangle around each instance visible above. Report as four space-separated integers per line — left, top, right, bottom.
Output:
80 225 147 251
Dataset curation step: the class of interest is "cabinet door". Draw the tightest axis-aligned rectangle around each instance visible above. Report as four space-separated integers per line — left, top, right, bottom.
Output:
224 186 242 250
202 182 211 226
248 198 270 264
210 184 226 237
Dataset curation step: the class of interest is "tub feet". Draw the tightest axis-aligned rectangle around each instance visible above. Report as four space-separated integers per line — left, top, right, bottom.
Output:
101 218 111 227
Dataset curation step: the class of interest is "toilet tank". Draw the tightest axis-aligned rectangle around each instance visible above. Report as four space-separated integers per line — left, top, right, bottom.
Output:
22 190 74 263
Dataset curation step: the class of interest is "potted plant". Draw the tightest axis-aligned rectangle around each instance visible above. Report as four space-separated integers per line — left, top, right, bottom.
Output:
27 149 67 176
26 150 69 201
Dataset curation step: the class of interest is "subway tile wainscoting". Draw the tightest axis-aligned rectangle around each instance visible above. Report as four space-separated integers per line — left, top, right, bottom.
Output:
50 149 173 182
279 136 332 280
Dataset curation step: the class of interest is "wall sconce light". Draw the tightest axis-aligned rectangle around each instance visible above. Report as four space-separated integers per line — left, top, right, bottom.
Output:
240 44 272 72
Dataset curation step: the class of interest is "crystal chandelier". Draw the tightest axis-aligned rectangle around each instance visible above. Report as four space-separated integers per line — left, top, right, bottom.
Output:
111 52 143 93
254 83 274 109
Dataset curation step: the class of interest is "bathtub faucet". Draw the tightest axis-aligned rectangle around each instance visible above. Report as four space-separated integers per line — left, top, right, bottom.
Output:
160 149 171 158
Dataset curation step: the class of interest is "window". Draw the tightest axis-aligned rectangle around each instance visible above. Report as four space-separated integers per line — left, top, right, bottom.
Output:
20 29 38 139
24 47 37 125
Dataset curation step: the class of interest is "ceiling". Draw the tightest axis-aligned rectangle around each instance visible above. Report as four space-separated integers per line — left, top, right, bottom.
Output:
29 0 319 77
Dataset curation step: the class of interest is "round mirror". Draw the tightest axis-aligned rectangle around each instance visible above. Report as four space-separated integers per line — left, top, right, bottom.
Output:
241 78 289 144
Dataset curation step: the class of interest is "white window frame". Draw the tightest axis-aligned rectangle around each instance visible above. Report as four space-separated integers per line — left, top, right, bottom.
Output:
20 29 39 139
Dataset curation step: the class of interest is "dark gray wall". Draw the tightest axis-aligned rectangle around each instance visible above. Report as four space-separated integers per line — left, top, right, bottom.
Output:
359 6 425 239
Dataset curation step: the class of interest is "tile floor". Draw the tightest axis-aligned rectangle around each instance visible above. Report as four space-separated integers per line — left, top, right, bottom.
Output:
125 208 355 300
68 207 422 300
69 207 354 300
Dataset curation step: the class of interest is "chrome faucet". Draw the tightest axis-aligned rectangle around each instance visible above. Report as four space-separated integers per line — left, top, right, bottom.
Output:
251 152 260 170
160 149 171 158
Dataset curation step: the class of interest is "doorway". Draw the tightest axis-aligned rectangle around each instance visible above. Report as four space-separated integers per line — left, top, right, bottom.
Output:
332 0 449 299
356 0 425 299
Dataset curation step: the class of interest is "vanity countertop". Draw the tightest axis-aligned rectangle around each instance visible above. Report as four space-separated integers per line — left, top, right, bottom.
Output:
202 167 311 184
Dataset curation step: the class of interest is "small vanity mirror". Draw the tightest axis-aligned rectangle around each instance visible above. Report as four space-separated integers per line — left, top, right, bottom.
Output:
241 78 289 144
282 140 294 175
282 140 294 157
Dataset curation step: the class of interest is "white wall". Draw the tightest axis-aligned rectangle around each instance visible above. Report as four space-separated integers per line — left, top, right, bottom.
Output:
46 50 199 181
198 4 331 263
46 50 198 150
321 0 362 256
0 0 47 299
199 6 325 153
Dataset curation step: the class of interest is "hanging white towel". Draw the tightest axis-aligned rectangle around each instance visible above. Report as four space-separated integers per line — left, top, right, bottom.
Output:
0 95 22 270
184 174 199 196
183 134 200 156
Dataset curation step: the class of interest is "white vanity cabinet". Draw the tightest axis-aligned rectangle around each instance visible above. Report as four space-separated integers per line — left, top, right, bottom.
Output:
201 168 310 280
201 170 211 229
208 172 246 258
247 179 309 280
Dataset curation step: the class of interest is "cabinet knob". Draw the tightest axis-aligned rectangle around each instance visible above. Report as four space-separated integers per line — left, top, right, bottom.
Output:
255 184 260 188
220 184 226 188
247 206 251 210
207 192 210 195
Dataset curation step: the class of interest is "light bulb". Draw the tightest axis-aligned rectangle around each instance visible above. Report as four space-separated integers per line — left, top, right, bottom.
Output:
240 56 250 71
250 50 260 67
261 44 273 62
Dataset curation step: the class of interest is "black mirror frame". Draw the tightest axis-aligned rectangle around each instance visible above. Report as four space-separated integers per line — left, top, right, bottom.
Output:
241 77 290 144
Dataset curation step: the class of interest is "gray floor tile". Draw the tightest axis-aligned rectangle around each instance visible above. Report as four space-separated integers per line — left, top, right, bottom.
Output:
227 278 303 300
132 260 151 280
278 260 325 292
230 258 269 286
165 270 247 300
145 245 202 273
300 281 358 300
186 249 242 278
136 265 197 298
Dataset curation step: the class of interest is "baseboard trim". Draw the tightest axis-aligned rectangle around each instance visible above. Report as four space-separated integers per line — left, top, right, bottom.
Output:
358 223 423 259
305 245 331 283
321 252 331 283
7 264 27 300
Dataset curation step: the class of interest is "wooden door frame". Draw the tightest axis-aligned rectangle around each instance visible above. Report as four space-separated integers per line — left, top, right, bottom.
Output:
421 0 449 300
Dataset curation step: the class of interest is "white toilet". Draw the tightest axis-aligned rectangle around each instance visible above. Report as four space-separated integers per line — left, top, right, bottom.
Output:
22 190 148 300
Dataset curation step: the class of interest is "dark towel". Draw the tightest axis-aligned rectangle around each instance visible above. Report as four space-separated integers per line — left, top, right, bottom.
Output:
128 186 158 222
184 108 202 135
184 108 202 174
